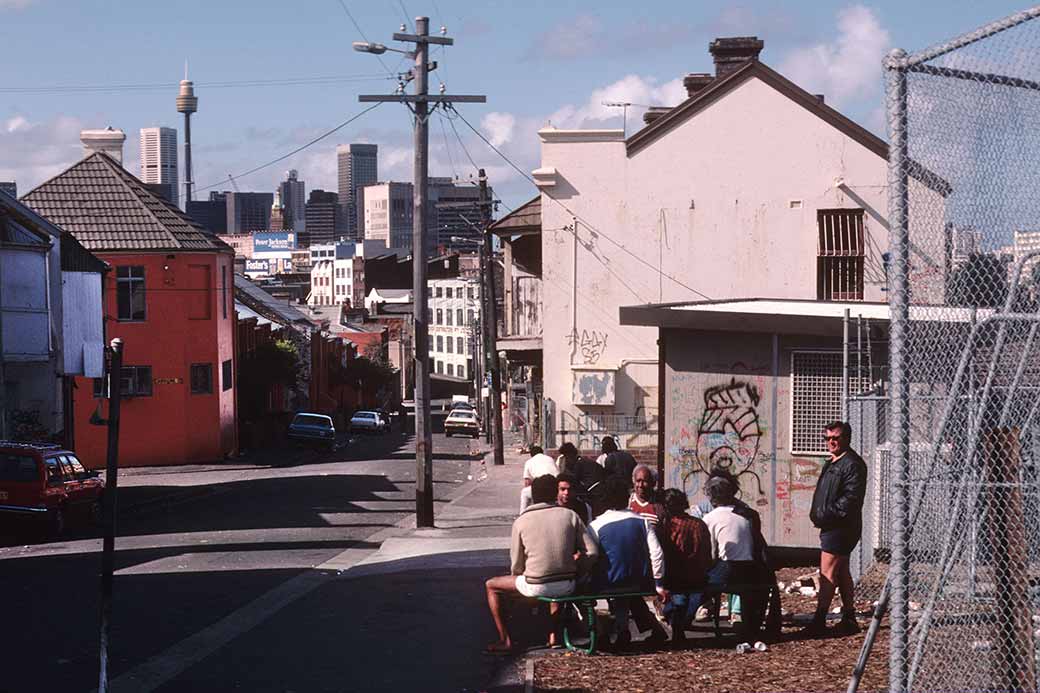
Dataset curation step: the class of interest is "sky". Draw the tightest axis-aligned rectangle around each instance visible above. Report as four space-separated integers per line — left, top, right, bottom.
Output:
0 0 1032 213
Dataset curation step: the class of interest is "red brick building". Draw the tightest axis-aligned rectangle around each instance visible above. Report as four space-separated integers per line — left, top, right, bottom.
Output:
22 153 237 467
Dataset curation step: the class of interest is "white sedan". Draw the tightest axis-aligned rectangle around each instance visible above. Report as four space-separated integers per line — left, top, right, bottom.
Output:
444 409 481 438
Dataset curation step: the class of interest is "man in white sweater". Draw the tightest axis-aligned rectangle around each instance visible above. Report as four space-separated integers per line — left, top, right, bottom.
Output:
519 445 559 513
485 474 599 654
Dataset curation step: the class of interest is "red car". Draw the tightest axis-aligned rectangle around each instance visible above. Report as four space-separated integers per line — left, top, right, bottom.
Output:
0 441 104 536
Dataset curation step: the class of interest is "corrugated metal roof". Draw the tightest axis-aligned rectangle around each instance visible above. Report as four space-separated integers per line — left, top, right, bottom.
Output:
20 153 233 254
234 274 313 327
489 196 540 236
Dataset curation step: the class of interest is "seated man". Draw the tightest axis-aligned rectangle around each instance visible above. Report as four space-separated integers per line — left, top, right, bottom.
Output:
656 489 712 644
519 445 559 514
702 476 768 645
557 472 592 525
587 477 669 647
557 442 605 496
629 464 663 526
485 474 599 654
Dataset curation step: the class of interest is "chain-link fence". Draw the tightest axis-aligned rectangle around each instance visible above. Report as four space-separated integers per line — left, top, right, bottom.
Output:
873 8 1040 693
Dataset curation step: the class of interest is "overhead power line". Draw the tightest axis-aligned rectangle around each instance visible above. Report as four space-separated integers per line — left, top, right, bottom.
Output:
0 74 393 95
195 102 383 193
448 105 712 301
334 0 395 77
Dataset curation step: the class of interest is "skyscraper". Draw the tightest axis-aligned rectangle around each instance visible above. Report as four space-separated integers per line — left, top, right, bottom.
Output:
278 169 306 232
337 143 377 239
225 192 272 234
305 189 340 247
139 127 179 204
429 177 484 251
186 191 228 235
362 182 414 252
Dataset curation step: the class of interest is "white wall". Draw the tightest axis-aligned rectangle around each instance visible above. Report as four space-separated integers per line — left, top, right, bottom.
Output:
61 271 105 377
539 76 892 435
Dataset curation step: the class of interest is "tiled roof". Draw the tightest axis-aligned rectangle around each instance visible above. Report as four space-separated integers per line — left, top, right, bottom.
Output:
489 196 540 236
20 153 232 253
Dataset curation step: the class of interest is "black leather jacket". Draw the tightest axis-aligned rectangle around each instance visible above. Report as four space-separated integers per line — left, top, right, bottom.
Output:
809 449 868 531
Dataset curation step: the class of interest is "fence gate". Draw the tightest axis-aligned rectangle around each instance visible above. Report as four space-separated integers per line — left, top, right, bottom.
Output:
880 8 1040 693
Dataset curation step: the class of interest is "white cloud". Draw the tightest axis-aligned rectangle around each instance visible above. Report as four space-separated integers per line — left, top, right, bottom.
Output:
779 5 890 108
481 112 515 147
0 114 85 192
548 74 685 130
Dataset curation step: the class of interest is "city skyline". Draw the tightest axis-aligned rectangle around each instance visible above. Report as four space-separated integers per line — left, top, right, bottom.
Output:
0 1 1030 212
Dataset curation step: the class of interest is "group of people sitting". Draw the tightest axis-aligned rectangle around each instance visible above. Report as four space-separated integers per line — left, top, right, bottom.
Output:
485 439 779 654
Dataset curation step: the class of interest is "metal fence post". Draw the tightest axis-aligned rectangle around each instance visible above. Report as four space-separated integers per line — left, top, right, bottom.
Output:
884 46 910 693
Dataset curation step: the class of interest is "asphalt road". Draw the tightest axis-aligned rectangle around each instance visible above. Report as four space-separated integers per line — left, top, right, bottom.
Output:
0 431 479 693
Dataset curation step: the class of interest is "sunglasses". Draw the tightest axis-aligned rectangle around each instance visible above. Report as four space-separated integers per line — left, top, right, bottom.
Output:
823 435 843 441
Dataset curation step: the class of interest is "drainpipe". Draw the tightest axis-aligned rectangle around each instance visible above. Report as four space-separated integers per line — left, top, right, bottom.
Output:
570 218 578 366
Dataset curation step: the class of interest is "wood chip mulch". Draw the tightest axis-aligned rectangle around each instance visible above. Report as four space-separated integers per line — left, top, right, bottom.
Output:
533 567 891 693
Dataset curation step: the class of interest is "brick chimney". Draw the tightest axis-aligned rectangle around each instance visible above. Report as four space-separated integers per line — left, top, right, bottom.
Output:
709 36 764 79
683 72 713 98
643 106 671 125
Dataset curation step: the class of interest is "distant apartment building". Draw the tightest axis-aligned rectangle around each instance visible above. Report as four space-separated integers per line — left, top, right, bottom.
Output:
1014 229 1040 283
337 143 377 240
225 192 273 234
139 126 178 205
428 277 480 382
218 233 253 258
0 182 16 198
279 169 306 232
186 191 228 235
307 240 390 308
429 177 483 251
304 189 340 247
362 182 413 252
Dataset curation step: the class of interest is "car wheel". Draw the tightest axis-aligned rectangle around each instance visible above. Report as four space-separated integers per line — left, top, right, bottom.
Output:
445 431 452 437
49 507 65 538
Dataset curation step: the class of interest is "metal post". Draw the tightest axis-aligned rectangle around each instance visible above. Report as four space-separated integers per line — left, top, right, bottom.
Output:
411 17 434 527
884 47 910 693
478 245 491 444
479 169 504 466
842 308 850 421
183 113 193 205
98 337 124 693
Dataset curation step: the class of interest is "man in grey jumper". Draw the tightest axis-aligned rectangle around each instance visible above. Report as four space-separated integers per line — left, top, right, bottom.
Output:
484 474 599 654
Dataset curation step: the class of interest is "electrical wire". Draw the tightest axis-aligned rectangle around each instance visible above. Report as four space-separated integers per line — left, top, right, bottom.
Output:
334 0 395 77
449 104 712 301
195 102 383 193
396 0 414 31
438 114 459 180
0 74 394 95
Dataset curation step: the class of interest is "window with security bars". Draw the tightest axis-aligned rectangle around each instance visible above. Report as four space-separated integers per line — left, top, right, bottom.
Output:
790 351 844 455
817 209 865 301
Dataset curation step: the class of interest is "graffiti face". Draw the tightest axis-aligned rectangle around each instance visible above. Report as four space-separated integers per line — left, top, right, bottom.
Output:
695 380 762 477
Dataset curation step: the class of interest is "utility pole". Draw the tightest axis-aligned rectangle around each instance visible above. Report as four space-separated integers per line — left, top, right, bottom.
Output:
357 18 485 526
98 338 124 693
478 170 504 466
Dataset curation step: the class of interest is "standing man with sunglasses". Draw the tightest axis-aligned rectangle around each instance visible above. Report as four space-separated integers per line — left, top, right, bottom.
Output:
804 421 868 636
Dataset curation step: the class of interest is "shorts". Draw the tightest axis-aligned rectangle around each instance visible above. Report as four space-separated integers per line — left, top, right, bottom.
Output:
515 575 576 598
820 527 861 556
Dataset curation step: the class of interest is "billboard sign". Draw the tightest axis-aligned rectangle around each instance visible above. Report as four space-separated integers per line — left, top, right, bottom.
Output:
245 259 272 275
253 232 296 252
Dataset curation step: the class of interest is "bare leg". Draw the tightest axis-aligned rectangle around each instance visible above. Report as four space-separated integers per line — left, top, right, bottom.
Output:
816 551 840 618
835 555 856 615
548 602 561 646
485 575 520 649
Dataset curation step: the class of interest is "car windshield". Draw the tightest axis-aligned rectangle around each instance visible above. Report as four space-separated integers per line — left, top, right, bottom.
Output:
452 411 476 420
354 412 376 420
293 414 331 428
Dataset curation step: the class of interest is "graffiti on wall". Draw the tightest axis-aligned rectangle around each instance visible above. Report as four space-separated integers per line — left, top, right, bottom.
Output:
566 329 609 365
669 376 769 501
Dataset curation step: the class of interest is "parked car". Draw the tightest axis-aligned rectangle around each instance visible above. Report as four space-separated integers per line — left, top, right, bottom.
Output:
350 410 388 434
445 409 481 438
287 412 337 450
450 401 476 413
0 440 104 536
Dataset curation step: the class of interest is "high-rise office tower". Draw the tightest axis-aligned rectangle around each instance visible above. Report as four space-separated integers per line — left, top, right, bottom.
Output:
186 191 228 235
278 169 306 232
304 189 340 247
362 182 414 252
139 127 179 204
337 143 377 240
429 177 485 251
225 191 272 234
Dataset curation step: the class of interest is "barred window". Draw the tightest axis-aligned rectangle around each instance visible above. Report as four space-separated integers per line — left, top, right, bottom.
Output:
790 351 843 455
817 209 865 301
